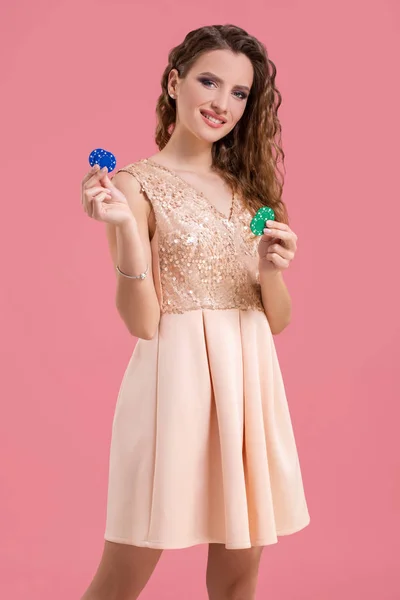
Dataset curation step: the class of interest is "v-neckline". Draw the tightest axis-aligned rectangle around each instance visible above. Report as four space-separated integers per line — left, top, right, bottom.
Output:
142 158 236 222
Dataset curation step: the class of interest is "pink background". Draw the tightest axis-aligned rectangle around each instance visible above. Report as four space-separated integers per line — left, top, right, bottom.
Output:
1 0 399 598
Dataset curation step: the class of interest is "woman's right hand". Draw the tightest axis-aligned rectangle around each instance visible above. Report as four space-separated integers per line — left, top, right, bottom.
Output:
81 164 135 226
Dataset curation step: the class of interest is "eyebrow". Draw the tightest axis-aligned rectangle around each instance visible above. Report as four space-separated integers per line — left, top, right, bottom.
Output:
198 71 251 93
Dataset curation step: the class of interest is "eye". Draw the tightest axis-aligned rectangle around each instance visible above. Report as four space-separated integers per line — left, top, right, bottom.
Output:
233 91 248 100
199 78 216 88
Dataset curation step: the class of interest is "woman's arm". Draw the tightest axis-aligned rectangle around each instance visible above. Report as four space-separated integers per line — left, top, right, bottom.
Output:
105 172 160 339
259 267 292 335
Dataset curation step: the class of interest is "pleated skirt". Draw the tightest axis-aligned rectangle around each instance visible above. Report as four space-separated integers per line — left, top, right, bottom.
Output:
104 308 310 549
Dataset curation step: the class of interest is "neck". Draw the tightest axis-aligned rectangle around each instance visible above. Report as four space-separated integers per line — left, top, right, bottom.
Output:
158 125 214 173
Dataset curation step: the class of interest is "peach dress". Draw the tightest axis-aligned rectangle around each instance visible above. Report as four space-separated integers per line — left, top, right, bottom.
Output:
104 158 310 550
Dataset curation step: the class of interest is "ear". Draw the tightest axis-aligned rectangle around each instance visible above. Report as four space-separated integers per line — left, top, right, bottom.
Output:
168 68 180 97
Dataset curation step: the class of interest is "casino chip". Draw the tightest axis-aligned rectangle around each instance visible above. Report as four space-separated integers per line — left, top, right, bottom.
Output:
250 206 276 236
88 148 117 173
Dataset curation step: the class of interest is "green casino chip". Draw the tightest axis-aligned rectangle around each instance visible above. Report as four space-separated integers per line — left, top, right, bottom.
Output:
250 206 275 235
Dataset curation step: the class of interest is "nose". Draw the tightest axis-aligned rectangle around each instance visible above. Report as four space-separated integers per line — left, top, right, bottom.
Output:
211 88 230 115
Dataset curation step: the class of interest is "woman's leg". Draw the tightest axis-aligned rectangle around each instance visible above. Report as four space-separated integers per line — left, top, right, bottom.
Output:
80 540 163 600
206 543 264 600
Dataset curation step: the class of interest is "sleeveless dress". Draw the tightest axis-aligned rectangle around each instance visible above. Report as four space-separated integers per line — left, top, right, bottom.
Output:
104 158 310 550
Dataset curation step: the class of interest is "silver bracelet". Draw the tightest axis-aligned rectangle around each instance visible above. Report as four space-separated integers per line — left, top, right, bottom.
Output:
115 263 149 280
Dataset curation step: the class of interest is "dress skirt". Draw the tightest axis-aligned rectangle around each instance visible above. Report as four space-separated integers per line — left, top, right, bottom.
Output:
104 308 310 550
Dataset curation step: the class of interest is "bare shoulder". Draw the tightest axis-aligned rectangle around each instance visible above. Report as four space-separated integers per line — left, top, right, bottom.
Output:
110 164 151 221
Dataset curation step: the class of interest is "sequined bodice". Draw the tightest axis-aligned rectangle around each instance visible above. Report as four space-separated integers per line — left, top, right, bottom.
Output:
114 159 264 315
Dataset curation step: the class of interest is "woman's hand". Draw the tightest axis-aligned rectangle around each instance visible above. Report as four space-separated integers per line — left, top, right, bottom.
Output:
258 220 298 272
81 164 135 226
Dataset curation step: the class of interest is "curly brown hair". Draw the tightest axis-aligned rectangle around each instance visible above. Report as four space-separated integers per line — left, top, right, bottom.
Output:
155 24 289 225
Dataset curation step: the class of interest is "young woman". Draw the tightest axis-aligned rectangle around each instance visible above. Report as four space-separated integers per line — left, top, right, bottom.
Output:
80 23 310 600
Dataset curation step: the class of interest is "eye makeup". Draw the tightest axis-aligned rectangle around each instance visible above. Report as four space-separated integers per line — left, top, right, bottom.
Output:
197 76 249 100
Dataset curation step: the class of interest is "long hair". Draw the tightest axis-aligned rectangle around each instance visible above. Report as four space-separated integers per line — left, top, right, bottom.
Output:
155 24 289 225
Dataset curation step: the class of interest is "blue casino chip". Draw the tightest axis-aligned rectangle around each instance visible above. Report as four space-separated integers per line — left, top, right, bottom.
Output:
88 148 117 173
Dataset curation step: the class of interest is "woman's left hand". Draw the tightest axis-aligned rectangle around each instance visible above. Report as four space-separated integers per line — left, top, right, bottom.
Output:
258 220 298 272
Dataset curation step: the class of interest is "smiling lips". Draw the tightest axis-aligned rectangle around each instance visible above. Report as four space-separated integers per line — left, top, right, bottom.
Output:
200 109 227 128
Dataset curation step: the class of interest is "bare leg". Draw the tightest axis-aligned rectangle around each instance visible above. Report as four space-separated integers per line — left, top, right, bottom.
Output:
80 540 163 600
206 544 264 600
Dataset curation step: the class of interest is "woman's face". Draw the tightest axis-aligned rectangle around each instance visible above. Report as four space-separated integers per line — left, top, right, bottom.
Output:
169 49 254 143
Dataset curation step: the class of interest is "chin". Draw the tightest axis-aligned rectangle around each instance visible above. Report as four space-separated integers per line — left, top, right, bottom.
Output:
195 130 225 144
193 122 228 144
